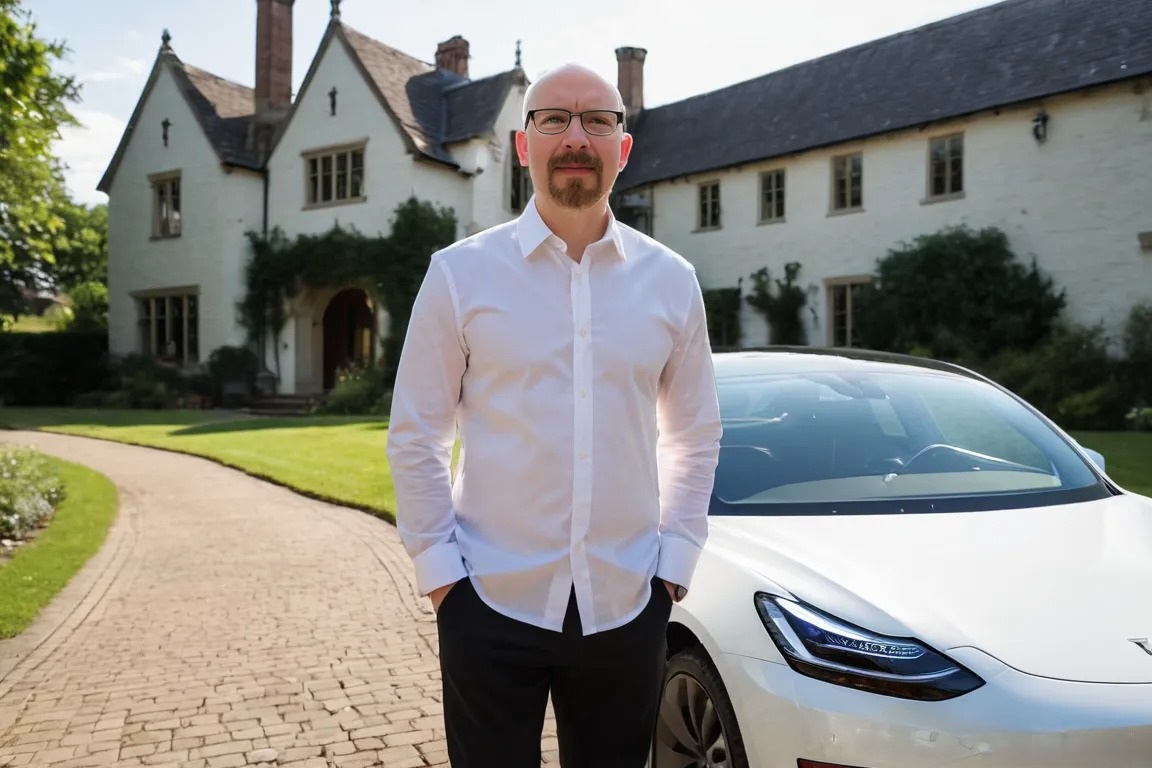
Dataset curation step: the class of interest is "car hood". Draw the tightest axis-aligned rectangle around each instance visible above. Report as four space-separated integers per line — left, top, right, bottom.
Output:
709 493 1152 683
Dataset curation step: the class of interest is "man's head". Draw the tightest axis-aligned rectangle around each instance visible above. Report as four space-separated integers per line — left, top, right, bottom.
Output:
516 64 633 212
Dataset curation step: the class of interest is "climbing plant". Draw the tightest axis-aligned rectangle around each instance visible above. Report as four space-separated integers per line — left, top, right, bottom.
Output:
239 196 457 379
745 262 809 345
702 286 742 349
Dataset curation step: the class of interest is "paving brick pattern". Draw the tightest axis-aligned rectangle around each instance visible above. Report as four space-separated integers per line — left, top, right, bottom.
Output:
0 432 560 767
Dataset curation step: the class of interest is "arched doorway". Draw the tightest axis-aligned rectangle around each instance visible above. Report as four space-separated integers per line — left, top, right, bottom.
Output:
322 288 374 390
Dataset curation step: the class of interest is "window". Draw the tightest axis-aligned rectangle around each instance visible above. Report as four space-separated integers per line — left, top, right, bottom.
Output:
509 131 532 213
305 144 366 206
759 169 786 223
826 276 870 347
831 153 863 212
698 181 721 230
137 291 199 365
151 173 181 238
928 134 964 198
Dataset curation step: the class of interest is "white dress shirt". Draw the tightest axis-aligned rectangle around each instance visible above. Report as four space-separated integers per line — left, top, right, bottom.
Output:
386 197 722 635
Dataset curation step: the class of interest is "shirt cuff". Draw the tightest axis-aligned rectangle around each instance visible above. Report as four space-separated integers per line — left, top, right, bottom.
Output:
656 534 703 589
412 540 468 596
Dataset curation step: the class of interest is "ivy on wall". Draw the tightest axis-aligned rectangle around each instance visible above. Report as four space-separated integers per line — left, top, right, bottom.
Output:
239 196 457 380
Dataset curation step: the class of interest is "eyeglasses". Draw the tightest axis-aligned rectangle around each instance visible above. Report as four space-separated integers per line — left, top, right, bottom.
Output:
525 109 624 136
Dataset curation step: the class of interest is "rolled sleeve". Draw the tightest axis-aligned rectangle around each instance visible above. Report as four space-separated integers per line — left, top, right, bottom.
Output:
655 275 722 589
385 257 470 596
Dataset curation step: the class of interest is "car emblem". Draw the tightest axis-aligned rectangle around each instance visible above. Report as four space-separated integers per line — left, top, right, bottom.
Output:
1130 638 1152 656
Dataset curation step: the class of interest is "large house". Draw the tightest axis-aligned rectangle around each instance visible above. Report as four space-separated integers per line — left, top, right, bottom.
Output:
99 0 1152 395
99 0 531 394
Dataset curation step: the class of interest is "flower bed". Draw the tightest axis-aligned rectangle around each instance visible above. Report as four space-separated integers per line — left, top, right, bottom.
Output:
0 445 67 557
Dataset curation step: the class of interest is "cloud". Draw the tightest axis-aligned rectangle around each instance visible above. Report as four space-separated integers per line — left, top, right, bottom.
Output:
54 108 126 205
83 56 148 85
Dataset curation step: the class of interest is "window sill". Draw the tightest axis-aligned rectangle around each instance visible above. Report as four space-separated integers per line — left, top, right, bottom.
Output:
920 191 966 206
757 217 786 227
304 196 368 211
150 234 182 241
827 207 865 218
693 226 723 233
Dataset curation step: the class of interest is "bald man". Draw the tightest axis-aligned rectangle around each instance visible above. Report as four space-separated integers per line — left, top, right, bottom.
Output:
387 63 722 768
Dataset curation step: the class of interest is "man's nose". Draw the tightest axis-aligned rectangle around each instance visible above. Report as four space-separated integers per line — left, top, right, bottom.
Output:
562 118 591 149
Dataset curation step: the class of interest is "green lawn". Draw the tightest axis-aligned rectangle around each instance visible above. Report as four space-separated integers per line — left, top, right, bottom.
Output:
0 409 1148 530
0 457 119 639
0 408 399 522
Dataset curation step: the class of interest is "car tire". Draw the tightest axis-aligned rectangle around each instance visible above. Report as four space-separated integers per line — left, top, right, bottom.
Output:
651 646 749 768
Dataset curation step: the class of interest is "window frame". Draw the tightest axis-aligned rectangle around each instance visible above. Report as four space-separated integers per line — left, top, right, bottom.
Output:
134 287 200 366
149 171 182 239
758 169 786 224
925 132 965 203
697 180 722 231
829 152 864 214
825 274 872 347
302 141 368 209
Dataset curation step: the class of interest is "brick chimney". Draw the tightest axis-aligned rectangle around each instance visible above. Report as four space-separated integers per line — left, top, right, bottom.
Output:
255 0 294 121
615 46 647 118
436 35 470 78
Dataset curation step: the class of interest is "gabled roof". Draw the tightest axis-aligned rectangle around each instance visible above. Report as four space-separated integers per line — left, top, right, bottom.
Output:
617 0 1152 190
97 47 259 193
280 22 527 170
98 24 526 194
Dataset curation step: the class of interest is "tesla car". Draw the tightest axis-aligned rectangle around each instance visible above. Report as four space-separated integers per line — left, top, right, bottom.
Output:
653 347 1152 768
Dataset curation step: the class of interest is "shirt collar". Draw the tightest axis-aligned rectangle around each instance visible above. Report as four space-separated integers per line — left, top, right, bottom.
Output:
516 195 627 262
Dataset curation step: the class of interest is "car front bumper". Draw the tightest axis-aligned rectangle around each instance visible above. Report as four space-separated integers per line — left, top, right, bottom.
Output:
723 647 1152 768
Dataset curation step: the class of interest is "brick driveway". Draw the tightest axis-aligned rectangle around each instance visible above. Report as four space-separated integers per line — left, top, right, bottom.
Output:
0 432 560 767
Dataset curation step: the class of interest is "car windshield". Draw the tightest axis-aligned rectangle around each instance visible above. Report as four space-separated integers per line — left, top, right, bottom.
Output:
711 366 1111 516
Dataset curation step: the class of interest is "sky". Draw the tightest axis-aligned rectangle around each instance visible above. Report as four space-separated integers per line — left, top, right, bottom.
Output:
26 0 1002 206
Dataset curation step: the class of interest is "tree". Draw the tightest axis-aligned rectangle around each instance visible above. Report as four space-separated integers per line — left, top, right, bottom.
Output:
854 225 1066 361
745 262 809 345
0 0 82 316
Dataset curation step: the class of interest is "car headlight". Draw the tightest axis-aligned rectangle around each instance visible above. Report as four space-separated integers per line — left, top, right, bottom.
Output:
755 593 984 701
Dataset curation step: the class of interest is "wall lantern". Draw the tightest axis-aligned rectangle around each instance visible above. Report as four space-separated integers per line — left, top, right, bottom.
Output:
1032 109 1049 143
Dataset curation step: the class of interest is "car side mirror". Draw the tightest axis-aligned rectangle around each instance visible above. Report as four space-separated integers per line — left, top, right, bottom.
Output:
1077 444 1106 472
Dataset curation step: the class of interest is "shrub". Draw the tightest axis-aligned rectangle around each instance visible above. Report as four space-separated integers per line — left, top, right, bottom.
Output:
0 446 66 541
855 225 1066 360
745 263 809 345
322 359 389 415
0 332 111 406
978 323 1127 430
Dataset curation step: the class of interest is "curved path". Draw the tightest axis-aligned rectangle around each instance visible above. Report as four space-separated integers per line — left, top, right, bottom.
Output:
0 432 560 767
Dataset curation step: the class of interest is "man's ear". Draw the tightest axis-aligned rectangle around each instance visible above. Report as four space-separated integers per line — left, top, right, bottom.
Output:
618 132 634 170
515 130 529 166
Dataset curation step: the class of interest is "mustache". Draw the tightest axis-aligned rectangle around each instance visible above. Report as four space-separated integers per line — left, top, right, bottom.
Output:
548 151 602 173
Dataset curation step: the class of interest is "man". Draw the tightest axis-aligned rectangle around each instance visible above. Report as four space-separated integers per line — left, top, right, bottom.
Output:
386 62 722 768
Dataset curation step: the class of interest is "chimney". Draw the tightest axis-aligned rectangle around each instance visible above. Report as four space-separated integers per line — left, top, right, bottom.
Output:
255 0 294 120
436 35 470 78
615 46 647 118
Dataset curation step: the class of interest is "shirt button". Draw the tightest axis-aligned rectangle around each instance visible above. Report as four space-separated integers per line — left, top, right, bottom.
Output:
579 450 588 460
580 328 588 337
579 389 586 398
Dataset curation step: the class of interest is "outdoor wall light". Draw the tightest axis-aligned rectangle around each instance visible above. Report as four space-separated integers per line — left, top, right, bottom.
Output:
1032 109 1049 143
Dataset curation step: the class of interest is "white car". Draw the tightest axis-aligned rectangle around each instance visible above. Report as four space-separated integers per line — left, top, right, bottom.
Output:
653 347 1152 768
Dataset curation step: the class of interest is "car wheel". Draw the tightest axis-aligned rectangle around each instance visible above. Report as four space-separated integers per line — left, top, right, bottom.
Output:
652 646 748 768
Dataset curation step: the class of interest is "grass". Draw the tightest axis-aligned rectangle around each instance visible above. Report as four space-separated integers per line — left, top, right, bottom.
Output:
0 409 1147 534
0 408 399 521
0 457 119 639
1068 431 1152 496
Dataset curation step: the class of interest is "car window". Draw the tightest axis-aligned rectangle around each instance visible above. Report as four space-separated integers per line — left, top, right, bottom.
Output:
712 369 1109 516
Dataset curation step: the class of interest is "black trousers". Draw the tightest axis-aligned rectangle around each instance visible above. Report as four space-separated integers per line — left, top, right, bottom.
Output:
437 575 672 768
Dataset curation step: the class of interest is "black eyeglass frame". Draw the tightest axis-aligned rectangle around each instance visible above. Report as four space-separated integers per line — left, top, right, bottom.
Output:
524 109 626 135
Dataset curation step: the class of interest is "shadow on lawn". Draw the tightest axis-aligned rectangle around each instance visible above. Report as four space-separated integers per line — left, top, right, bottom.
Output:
168 414 388 436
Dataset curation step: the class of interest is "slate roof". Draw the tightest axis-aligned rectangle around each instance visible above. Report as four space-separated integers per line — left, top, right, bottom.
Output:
616 0 1152 191
328 24 526 167
98 24 523 191
171 63 261 170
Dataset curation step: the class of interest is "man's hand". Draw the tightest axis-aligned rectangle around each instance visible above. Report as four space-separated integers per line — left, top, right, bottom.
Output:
662 579 682 602
429 581 458 613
